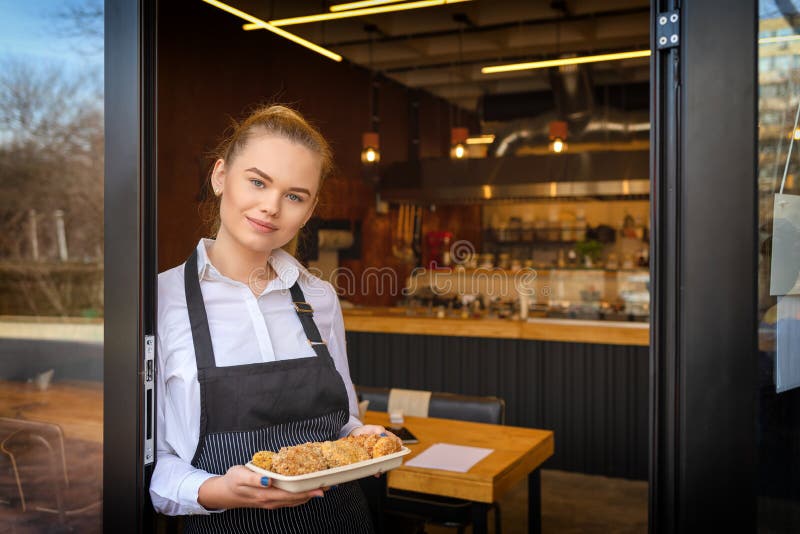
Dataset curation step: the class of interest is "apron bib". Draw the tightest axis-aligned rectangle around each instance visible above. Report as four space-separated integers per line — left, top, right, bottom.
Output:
181 250 374 534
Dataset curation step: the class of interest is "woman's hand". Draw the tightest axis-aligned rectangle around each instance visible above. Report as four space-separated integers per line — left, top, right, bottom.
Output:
349 424 395 438
349 425 401 478
198 465 325 511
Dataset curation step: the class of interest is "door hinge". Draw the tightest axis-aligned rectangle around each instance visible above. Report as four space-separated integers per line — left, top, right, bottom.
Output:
143 334 155 466
657 10 680 50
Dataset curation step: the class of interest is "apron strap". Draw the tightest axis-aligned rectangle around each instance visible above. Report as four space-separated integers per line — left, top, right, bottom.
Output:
184 249 217 370
289 282 333 361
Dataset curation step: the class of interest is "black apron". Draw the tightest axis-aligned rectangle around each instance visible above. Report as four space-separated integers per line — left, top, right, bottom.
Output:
182 250 374 534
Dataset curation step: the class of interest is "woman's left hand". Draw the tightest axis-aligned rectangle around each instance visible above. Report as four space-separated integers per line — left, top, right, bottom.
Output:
349 424 394 438
349 425 401 478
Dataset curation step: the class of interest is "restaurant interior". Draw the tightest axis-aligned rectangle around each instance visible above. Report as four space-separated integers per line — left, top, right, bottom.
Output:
5 0 800 532
0 0 653 532
155 0 651 532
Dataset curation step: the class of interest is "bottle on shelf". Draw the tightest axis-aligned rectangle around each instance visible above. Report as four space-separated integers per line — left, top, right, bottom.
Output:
575 209 587 241
548 211 560 242
441 235 452 266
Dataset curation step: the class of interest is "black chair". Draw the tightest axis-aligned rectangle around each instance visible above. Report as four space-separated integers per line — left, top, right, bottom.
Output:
356 386 505 534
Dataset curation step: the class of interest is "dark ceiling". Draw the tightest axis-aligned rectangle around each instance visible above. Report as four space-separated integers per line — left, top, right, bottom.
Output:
227 0 651 111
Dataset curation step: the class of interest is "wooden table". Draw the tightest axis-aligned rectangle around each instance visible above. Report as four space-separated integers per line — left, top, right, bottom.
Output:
0 380 103 443
365 411 554 534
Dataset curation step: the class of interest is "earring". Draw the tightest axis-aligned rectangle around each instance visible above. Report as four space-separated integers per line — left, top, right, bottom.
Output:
214 188 221 196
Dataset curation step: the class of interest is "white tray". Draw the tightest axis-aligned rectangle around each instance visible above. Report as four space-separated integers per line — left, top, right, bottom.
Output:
245 447 411 493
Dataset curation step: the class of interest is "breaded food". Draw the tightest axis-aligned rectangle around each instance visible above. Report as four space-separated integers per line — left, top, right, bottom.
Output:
251 450 276 471
371 435 402 458
271 442 328 476
320 440 370 467
344 434 380 457
251 433 403 475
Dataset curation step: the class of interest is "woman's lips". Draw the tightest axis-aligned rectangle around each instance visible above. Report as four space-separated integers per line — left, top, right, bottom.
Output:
246 216 278 234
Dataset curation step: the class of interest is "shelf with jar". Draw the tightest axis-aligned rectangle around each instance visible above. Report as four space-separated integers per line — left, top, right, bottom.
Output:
482 224 648 246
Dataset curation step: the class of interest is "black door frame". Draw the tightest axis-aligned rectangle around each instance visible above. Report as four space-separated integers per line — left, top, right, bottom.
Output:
650 0 758 531
104 0 158 532
105 0 762 530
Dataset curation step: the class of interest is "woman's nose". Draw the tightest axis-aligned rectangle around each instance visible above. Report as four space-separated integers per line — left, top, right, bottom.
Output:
260 192 281 216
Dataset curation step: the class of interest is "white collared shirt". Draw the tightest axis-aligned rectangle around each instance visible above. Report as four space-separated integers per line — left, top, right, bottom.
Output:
149 238 362 516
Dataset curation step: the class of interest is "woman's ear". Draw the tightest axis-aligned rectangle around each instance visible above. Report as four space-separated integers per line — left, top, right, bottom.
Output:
211 159 226 193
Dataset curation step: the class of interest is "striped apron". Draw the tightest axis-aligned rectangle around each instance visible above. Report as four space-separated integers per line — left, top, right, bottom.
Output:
182 250 374 534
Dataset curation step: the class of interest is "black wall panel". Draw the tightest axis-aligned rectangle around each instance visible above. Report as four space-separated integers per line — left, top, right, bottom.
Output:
347 332 648 480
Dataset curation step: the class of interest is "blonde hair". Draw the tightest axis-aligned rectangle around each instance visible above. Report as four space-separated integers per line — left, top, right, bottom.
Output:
199 104 333 256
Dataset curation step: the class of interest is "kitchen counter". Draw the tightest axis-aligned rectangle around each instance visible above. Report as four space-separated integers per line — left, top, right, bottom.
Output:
342 307 649 346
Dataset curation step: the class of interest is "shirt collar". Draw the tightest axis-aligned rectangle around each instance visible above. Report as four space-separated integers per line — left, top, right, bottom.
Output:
195 238 301 290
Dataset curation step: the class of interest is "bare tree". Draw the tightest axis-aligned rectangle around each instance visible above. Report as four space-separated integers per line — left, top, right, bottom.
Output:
0 60 104 314
51 0 104 56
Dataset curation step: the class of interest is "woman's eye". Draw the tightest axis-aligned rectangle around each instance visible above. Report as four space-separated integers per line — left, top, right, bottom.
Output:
250 179 265 188
286 192 304 203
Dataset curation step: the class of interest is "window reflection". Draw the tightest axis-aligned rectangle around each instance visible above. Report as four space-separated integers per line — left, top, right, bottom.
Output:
0 2 103 532
758 1 800 531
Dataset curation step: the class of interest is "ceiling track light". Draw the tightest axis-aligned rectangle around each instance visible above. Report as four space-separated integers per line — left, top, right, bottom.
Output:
329 0 409 12
242 0 473 30
480 35 800 75
202 0 342 61
481 50 651 74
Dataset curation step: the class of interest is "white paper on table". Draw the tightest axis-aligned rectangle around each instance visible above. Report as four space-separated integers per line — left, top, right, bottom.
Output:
404 443 494 473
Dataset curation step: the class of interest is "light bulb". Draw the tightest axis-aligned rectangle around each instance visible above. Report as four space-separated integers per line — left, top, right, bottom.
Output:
450 142 467 159
552 138 565 153
361 146 380 164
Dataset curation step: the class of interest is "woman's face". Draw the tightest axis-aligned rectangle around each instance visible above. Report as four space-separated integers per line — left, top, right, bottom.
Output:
211 134 321 253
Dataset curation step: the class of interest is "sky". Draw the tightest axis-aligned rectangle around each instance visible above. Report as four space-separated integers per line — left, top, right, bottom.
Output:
0 0 103 70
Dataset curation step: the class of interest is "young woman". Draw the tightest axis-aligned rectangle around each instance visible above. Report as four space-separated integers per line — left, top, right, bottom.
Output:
149 105 387 533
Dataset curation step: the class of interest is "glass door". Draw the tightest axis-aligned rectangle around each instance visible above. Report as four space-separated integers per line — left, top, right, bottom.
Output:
0 2 106 531
757 1 800 530
0 0 157 532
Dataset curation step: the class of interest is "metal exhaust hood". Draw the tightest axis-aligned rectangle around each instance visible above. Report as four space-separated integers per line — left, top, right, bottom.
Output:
377 150 650 204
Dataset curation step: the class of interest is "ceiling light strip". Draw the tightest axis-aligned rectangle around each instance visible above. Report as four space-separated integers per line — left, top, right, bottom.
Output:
202 0 342 61
242 0 472 29
482 50 651 74
329 0 409 12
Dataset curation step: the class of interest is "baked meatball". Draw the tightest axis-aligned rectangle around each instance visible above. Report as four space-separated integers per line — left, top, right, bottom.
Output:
251 450 276 471
271 442 328 475
320 440 370 467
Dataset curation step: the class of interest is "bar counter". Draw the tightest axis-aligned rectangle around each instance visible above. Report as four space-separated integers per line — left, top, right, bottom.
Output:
343 307 649 346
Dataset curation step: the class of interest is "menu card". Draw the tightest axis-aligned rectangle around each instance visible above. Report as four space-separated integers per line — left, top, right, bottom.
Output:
404 443 493 473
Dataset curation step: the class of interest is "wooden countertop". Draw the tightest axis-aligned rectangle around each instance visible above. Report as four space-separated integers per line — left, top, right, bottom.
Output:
343 308 649 346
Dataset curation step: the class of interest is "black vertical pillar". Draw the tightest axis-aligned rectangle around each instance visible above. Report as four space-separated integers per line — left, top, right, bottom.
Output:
104 0 158 532
650 0 758 531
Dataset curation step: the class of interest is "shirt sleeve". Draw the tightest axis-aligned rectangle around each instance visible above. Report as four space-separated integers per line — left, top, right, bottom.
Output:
326 290 363 438
149 332 223 516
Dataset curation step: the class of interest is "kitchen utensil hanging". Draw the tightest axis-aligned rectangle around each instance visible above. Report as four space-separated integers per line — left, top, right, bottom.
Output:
392 204 418 263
